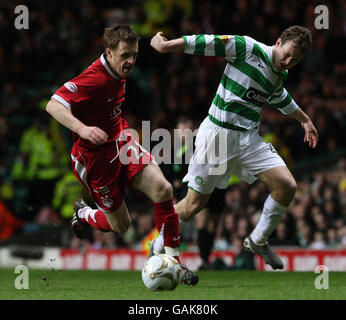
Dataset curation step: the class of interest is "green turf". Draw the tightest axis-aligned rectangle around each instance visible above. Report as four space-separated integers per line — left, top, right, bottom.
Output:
0 268 345 300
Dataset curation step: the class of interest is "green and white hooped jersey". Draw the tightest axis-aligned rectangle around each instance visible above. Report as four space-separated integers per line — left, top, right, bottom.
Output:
182 34 299 131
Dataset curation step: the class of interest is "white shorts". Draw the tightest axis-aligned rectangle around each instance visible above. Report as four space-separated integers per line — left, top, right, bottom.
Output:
182 117 286 194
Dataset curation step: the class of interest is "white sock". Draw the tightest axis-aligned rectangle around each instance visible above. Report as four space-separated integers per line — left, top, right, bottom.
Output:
165 246 179 257
250 194 287 245
153 231 164 253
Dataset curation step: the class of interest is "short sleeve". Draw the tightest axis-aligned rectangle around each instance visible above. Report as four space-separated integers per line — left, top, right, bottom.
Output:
183 34 245 62
268 87 299 115
52 75 100 109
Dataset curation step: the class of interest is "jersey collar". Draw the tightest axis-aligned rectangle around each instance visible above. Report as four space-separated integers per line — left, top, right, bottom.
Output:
100 54 121 80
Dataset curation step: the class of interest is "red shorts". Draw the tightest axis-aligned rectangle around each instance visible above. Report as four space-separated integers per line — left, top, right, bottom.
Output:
71 130 152 212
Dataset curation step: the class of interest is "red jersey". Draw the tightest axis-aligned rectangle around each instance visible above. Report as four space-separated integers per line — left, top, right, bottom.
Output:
52 54 129 148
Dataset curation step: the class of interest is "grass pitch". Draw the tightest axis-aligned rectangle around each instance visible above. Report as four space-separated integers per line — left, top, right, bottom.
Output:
0 268 345 300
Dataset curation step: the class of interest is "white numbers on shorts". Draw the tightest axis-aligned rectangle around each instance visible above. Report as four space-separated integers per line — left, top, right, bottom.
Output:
128 142 144 160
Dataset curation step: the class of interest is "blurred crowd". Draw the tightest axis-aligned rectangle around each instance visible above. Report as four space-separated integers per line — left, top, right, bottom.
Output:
211 158 346 250
71 157 346 252
0 0 345 251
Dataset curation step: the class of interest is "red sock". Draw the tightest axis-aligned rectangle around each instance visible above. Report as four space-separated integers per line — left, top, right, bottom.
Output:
84 209 112 232
153 199 181 248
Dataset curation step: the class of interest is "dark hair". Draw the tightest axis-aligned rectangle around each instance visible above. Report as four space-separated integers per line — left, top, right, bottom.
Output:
103 23 139 50
280 25 312 54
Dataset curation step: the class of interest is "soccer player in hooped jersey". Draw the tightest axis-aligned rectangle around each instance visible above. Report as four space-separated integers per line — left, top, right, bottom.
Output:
46 24 198 285
150 26 318 269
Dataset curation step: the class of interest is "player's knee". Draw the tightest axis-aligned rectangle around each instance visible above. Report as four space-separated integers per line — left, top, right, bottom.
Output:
282 178 297 199
153 180 173 202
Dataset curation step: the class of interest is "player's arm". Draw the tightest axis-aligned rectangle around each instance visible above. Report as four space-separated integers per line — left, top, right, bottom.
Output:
288 107 318 149
150 32 185 53
45 99 108 145
151 32 239 61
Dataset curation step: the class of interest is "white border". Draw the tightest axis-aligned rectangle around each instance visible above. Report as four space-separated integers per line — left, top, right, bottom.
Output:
51 94 71 109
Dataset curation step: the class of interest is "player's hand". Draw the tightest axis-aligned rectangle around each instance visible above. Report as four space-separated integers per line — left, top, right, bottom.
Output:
78 126 108 145
301 120 318 149
150 31 168 52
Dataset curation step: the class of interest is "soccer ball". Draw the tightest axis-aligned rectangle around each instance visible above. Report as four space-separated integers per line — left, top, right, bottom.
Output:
142 254 181 290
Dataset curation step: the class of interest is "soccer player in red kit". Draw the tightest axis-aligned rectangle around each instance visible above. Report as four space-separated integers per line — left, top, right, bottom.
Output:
46 24 198 285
